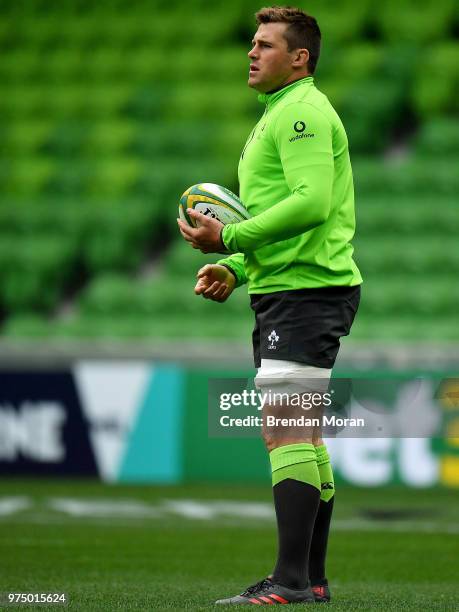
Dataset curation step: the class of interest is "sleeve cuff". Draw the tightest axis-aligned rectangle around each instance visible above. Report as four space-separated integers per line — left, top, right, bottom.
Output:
222 224 238 253
219 264 238 282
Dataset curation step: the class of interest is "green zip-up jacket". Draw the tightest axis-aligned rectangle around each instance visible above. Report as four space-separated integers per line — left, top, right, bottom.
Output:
217 76 362 293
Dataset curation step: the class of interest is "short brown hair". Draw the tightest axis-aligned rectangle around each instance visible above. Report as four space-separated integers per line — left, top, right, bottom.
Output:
255 6 321 74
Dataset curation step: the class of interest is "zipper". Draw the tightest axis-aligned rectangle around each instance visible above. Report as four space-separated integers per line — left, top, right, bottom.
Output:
241 107 268 160
241 126 256 160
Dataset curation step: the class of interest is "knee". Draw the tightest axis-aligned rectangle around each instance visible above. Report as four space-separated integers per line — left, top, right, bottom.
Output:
262 429 277 452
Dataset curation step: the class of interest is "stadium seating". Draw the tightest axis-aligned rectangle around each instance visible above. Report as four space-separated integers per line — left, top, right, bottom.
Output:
1 0 458 342
378 0 457 43
0 235 76 312
412 43 459 116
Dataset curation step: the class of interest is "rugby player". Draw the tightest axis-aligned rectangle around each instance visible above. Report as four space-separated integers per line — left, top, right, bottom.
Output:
178 5 361 605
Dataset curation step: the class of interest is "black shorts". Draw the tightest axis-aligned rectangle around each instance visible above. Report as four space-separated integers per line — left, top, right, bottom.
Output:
250 285 361 369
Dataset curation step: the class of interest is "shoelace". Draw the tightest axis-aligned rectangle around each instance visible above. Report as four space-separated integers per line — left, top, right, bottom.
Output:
242 578 273 596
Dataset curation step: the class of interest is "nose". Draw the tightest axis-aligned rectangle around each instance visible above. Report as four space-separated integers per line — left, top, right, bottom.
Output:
248 46 258 60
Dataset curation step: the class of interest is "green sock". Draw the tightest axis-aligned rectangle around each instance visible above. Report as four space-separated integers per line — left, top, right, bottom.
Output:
270 443 320 490
315 444 335 502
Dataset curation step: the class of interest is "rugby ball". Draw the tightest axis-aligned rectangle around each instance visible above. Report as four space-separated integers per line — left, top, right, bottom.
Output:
179 183 250 228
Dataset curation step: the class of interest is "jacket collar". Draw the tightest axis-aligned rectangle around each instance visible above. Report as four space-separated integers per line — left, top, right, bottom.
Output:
258 76 314 107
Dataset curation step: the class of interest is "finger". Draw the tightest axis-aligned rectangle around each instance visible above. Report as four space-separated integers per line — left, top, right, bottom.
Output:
194 279 208 295
217 285 232 302
203 281 221 297
187 208 208 225
179 225 197 240
178 224 194 243
177 218 197 239
213 283 227 299
197 264 212 279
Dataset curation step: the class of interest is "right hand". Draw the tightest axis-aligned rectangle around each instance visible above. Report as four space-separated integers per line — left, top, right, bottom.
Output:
194 264 236 303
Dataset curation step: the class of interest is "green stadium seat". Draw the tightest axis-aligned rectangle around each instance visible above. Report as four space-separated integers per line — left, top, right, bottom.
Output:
84 48 127 80
123 47 168 82
132 122 213 157
44 121 88 156
124 84 169 120
1 157 55 195
414 118 459 156
0 235 76 312
85 121 136 155
163 241 218 277
14 19 63 48
0 50 40 83
0 199 84 239
13 84 131 118
357 196 459 236
78 84 134 118
81 201 158 273
38 311 253 340
172 47 249 82
79 275 143 317
412 44 459 116
140 278 206 317
1 120 53 154
138 11 239 46
47 157 141 196
0 85 48 118
350 315 459 341
79 274 197 318
337 78 405 153
214 119 258 161
46 160 92 195
79 269 251 321
355 237 459 275
3 0 63 17
378 0 456 43
353 158 459 196
327 44 383 80
40 49 85 82
61 17 110 45
359 277 459 317
83 227 141 273
1 314 52 339
166 85 256 120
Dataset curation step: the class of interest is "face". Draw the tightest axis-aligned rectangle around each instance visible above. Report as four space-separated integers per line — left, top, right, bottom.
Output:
248 22 308 93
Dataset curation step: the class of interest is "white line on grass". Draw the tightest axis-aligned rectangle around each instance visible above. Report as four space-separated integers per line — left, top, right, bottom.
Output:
0 496 31 516
0 497 458 534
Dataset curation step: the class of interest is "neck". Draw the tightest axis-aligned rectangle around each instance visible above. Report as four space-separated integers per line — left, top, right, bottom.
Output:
266 73 311 95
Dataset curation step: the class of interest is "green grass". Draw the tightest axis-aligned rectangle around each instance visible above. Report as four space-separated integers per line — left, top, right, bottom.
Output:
0 480 458 610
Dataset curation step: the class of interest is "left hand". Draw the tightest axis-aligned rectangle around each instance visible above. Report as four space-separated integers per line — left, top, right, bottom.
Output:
177 209 226 254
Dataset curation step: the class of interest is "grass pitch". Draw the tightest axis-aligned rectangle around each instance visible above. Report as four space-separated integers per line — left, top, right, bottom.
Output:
0 480 458 610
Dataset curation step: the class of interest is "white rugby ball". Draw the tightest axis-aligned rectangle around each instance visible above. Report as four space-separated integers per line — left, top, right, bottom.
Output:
179 182 250 227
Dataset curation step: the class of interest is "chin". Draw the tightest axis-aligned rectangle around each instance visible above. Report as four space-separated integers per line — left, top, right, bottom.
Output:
248 77 264 91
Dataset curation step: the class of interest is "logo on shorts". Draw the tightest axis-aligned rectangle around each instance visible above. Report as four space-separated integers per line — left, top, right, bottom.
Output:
268 330 279 350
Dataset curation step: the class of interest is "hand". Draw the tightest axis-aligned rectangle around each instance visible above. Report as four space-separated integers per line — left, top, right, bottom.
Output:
177 209 226 254
194 264 236 303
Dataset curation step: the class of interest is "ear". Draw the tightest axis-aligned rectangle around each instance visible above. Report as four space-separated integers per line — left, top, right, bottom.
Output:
291 48 309 69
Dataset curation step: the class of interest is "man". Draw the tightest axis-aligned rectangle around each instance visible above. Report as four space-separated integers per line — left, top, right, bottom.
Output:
177 6 361 606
